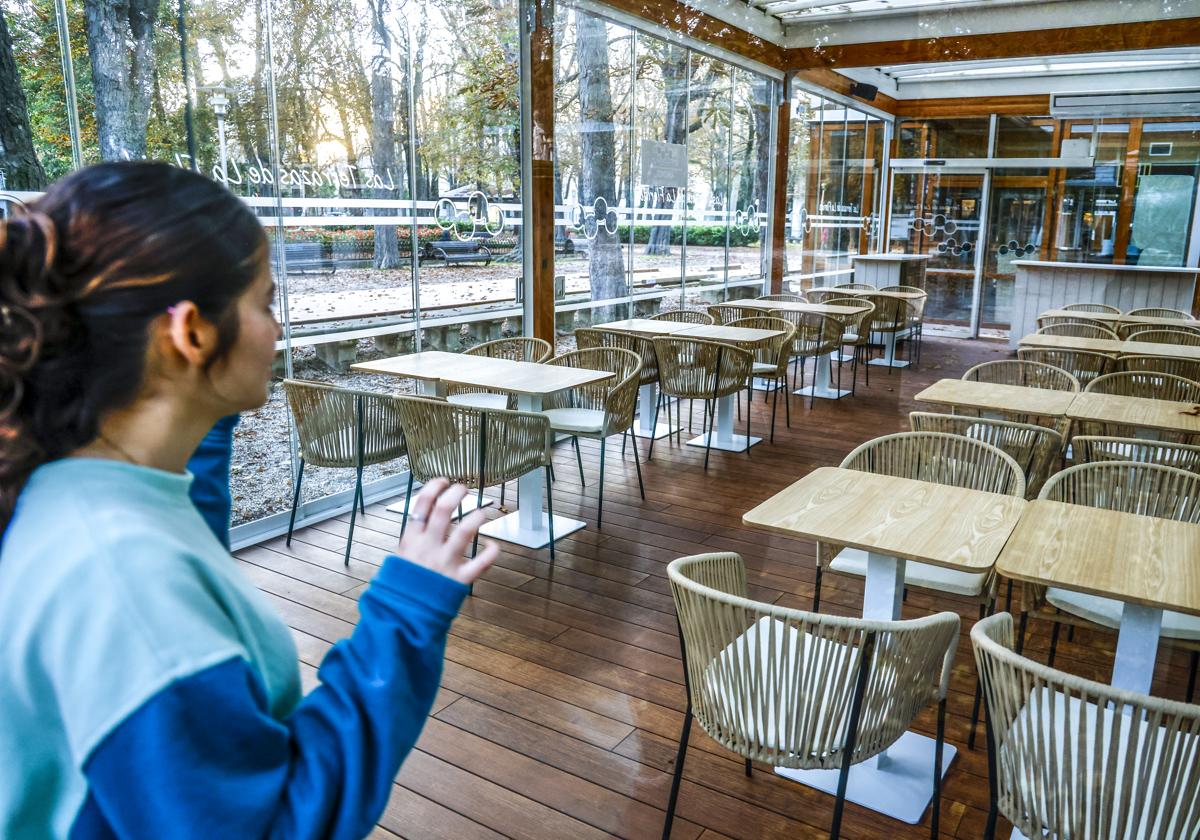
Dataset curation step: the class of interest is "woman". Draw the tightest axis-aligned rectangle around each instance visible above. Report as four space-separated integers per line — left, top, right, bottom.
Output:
0 162 496 838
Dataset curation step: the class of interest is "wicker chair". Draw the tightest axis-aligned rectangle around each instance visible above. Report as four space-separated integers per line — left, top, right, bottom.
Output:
972 611 1200 840
962 359 1081 392
446 337 553 410
908 412 1064 498
1125 328 1200 346
834 282 876 290
708 303 763 324
1073 435 1200 474
1116 321 1200 339
728 316 796 441
1018 463 1200 693
282 379 408 565
392 394 558 559
757 293 806 303
1061 302 1120 314
790 312 845 407
1084 370 1200 402
1127 307 1195 320
542 347 643 528
805 287 841 304
1114 353 1200 384
650 309 713 325
665 552 960 840
1016 347 1112 386
650 337 753 469
825 296 876 394
864 293 912 371
1036 314 1110 330
880 286 929 366
1036 322 1119 340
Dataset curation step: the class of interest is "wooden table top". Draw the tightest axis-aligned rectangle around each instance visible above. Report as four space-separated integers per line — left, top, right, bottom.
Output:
351 351 612 396
998 500 1200 616
677 324 786 345
831 287 927 300
1066 392 1200 436
913 378 1078 417
1017 334 1125 355
1039 309 1199 329
726 300 865 317
592 318 696 336
1121 340 1200 361
742 467 1026 571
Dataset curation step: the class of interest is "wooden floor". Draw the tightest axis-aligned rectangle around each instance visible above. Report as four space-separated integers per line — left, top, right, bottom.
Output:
239 336 1198 840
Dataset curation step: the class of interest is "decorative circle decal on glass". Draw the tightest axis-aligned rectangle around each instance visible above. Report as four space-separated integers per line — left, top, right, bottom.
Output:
911 212 972 257
734 204 758 237
997 240 1037 257
571 197 619 241
434 191 505 241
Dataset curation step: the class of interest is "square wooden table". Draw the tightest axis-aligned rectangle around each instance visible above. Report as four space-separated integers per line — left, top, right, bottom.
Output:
1066 392 1200 440
595 318 695 336
352 351 612 549
1038 309 1200 331
676 323 786 452
743 467 1026 823
1121 340 1200 361
1017 333 1125 355
913 378 1078 420
833 288 924 368
998 499 1200 693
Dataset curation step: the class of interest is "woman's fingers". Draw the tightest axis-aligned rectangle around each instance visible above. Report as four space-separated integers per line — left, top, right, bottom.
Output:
454 540 499 584
445 506 489 557
408 478 449 528
426 482 470 539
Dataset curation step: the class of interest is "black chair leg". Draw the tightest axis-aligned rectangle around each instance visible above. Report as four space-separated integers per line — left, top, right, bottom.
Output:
783 374 791 428
399 472 415 539
1016 610 1029 655
1004 578 1014 613
544 465 556 563
345 464 364 566
1048 621 1062 667
932 697 946 840
573 436 585 487
629 430 646 500
500 481 506 508
597 437 606 529
661 706 693 840
812 566 822 612
471 483 484 558
286 459 306 545
744 757 752 778
770 382 778 443
968 678 983 750
1188 651 1198 703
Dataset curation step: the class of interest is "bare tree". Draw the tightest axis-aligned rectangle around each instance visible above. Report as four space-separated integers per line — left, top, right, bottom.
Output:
84 0 158 160
0 8 46 188
367 0 400 268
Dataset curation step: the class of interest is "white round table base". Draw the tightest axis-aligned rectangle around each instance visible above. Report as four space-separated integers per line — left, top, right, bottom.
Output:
478 511 586 549
794 384 850 400
686 432 763 452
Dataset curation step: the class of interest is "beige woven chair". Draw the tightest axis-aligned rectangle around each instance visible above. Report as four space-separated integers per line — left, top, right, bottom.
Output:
824 296 876 394
834 282 875 290
972 611 1200 840
804 287 841 304
650 309 713 325
1016 347 1112 386
649 336 753 470
589 326 665 432
757 293 806 303
542 347 643 528
1116 321 1200 339
728 315 795 441
908 412 1064 499
1017 463 1200 696
708 303 763 324
864 293 912 371
790 312 845 407
880 286 929 366
665 552 960 840
1127 306 1195 320
1126 328 1200 346
1036 314 1110 330
1115 354 1200 384
282 379 408 565
1084 370 1200 403
1036 322 1119 340
1073 435 1200 474
963 359 1081 392
392 394 558 559
1062 302 1120 314
446 337 553 410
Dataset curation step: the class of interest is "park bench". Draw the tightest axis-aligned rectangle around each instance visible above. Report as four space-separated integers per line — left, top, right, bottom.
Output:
422 238 492 265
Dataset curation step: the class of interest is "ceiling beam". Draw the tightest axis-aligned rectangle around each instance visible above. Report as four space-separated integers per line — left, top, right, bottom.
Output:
786 18 1200 69
890 94 1051 118
793 68 899 114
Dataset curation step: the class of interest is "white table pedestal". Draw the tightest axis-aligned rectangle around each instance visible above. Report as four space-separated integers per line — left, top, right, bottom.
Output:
1111 602 1163 694
777 550 955 824
687 392 761 452
795 352 849 401
633 383 678 440
478 392 586 548
751 376 782 393
869 331 909 369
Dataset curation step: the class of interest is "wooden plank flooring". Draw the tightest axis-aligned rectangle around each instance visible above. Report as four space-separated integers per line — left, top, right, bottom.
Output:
240 336 1198 840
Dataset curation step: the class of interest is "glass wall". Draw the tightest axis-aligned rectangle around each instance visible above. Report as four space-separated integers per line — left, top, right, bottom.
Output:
551 4 777 337
784 88 888 292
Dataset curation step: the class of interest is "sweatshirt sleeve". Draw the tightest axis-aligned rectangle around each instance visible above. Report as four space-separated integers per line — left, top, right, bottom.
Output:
74 555 468 840
186 414 240 548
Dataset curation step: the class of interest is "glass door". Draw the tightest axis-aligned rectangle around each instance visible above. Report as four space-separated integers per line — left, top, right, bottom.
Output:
888 167 986 334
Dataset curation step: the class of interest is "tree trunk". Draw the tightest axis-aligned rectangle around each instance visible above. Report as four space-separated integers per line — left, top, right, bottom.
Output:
646 43 688 256
576 12 627 307
369 0 399 269
84 0 158 161
0 9 46 189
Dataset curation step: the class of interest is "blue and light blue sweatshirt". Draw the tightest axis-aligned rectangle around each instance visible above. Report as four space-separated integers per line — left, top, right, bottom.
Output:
187 414 240 547
0 457 468 839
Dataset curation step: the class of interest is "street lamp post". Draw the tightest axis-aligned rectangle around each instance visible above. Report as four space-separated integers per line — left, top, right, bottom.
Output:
199 86 231 186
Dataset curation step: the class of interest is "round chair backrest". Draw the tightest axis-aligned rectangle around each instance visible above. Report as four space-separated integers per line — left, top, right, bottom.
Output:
841 431 1026 497
1084 371 1200 403
962 360 1081 392
1062 302 1120 314
1038 461 1200 522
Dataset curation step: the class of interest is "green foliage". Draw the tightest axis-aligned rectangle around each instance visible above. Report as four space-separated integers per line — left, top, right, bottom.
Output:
613 224 760 247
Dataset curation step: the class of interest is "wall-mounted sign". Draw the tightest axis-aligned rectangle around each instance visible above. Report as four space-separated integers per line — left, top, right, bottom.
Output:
640 140 687 188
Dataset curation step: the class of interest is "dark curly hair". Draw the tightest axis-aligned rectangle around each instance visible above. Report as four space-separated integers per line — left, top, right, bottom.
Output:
0 161 268 532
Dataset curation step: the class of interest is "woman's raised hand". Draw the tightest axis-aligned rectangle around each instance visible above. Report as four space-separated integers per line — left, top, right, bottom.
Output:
395 478 497 585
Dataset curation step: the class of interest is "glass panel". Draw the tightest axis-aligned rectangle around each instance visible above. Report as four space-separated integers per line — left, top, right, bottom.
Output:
684 51 729 306
898 118 989 159
996 116 1055 158
983 183 1046 329
1052 121 1128 264
1128 120 1200 266
726 69 771 297
1 0 72 186
783 89 821 292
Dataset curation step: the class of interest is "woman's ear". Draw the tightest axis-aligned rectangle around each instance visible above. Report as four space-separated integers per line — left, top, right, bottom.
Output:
162 301 220 368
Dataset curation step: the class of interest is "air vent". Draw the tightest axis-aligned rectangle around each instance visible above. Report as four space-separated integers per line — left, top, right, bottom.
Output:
1050 88 1200 118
